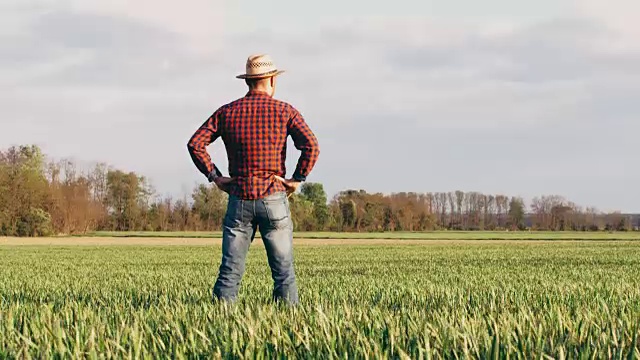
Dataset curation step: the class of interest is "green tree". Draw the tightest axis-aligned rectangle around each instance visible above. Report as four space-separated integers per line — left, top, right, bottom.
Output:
508 197 526 230
16 208 52 237
300 182 329 230
362 199 385 231
191 184 227 230
288 194 315 231
339 199 357 231
0 145 52 236
105 170 146 231
327 201 343 231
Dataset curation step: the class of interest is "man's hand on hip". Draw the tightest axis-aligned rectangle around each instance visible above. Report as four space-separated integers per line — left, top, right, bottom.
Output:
214 176 234 193
274 176 301 196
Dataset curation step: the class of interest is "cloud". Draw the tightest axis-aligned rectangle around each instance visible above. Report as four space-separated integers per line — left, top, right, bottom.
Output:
0 0 226 50
577 0 640 42
1 2 639 211
243 16 639 210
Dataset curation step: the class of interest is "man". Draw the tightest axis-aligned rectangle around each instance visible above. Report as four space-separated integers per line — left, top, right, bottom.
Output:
187 54 320 304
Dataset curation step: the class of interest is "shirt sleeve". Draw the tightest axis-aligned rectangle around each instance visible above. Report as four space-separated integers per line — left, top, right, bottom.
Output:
287 107 320 181
187 109 224 180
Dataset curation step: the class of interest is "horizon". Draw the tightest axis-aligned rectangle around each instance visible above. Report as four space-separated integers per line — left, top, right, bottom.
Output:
2 0 639 212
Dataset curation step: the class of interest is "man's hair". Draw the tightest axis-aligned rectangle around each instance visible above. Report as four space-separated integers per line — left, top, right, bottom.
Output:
245 77 269 89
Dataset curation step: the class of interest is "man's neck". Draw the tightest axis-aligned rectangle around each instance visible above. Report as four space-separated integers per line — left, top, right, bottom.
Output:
248 88 272 97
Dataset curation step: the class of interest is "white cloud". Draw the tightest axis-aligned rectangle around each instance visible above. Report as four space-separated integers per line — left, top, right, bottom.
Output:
78 0 225 53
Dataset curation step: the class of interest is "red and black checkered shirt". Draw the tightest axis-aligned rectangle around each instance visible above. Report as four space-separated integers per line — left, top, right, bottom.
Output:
187 90 320 200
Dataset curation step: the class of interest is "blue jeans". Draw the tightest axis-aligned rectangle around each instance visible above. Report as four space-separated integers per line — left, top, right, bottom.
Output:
213 191 298 304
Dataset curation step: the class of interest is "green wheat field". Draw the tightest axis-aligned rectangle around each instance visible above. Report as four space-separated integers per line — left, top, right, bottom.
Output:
83 230 640 240
1 236 640 358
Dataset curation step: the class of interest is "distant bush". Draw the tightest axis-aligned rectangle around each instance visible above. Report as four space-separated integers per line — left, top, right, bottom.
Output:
15 208 52 237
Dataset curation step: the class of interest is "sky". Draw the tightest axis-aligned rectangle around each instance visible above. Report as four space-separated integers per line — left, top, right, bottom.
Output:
2 0 639 212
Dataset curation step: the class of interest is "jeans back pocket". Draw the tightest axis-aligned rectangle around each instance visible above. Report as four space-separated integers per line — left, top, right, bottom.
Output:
264 197 290 229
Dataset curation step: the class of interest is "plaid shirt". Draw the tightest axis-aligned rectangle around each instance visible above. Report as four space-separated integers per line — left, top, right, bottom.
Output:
187 90 320 200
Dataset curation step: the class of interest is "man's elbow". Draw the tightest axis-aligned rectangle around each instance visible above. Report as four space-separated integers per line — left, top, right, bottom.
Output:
309 138 320 159
187 136 198 153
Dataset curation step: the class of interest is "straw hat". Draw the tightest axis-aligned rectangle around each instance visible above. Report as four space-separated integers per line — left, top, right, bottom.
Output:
236 54 285 79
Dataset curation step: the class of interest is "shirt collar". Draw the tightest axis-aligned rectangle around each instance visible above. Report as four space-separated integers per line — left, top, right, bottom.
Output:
245 90 271 98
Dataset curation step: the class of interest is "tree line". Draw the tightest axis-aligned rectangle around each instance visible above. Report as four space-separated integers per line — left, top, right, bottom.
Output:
0 145 637 236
